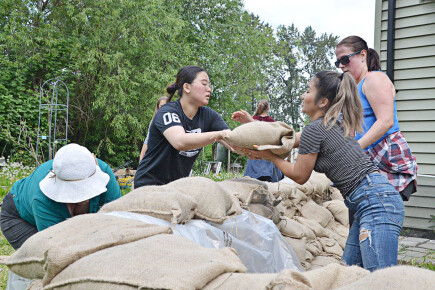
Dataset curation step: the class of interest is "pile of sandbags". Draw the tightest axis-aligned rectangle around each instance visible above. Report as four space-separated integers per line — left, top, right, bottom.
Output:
100 176 243 224
259 172 349 270
0 214 247 289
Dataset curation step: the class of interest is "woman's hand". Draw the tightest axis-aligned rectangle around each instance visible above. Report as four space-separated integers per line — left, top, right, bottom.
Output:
213 129 231 142
243 146 278 161
232 110 255 124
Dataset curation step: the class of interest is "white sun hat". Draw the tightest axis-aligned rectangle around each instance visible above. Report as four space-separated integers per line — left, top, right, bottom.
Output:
39 143 110 203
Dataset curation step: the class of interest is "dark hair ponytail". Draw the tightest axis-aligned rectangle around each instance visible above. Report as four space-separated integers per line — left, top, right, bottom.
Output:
337 36 381 72
314 71 363 136
166 65 206 102
367 48 380 71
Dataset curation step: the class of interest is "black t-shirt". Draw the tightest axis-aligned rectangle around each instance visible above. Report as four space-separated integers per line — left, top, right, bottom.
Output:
134 99 229 188
298 117 377 196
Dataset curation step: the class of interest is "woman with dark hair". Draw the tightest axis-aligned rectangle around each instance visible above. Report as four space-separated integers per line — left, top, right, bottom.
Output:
134 65 231 188
139 96 168 162
243 99 283 182
241 71 405 271
335 36 417 201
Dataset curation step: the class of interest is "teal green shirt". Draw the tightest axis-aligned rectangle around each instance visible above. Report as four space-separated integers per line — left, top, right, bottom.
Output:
11 159 121 231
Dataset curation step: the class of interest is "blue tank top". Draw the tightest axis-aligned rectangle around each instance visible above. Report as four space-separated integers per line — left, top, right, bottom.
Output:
355 72 400 150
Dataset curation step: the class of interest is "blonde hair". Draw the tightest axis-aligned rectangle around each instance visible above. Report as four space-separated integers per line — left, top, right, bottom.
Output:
314 71 363 136
254 99 270 116
152 96 168 119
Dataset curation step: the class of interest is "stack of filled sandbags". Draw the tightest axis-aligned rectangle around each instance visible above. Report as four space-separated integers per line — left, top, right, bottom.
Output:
0 214 247 289
100 176 243 224
261 172 350 270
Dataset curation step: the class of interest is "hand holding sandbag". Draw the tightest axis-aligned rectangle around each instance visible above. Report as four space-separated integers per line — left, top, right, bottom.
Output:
224 121 295 159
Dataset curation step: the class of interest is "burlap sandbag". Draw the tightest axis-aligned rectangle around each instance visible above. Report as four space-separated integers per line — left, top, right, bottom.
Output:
166 177 242 223
330 187 344 201
45 234 247 290
203 273 277 290
323 200 349 226
306 239 322 256
267 269 312 289
300 200 333 228
325 229 347 249
284 237 307 264
280 199 300 218
308 172 331 194
280 188 307 204
219 178 269 207
327 220 349 239
99 186 197 224
319 237 344 257
248 204 280 224
27 280 43 290
304 263 369 290
295 181 314 196
310 255 340 270
0 214 172 284
294 216 328 237
278 217 315 240
338 265 435 290
224 121 295 159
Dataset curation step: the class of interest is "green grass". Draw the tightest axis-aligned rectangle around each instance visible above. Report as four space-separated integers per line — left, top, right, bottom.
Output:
0 163 33 289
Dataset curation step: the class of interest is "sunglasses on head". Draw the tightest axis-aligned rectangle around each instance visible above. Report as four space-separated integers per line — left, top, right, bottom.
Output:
335 50 361 68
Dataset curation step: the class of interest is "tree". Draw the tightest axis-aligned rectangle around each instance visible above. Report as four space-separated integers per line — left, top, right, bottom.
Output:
270 25 338 130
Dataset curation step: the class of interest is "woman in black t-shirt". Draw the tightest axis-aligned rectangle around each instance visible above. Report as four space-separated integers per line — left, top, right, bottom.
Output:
134 66 231 188
238 71 404 272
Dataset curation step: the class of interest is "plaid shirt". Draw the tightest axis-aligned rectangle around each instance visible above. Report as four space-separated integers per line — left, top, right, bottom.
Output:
365 131 417 193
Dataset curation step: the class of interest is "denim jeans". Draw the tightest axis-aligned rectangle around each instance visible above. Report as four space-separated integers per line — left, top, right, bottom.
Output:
341 173 405 272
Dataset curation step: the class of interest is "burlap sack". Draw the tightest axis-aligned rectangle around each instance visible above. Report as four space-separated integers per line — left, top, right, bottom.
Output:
278 217 315 240
284 237 307 264
306 239 322 256
304 263 369 290
99 186 197 224
325 229 347 249
330 187 344 201
305 251 314 263
280 188 307 204
280 199 300 218
278 217 305 238
219 178 269 207
166 177 242 223
319 237 344 257
248 204 280 224
204 273 277 290
300 200 333 227
267 269 312 289
295 181 314 196
327 220 349 238
310 255 340 270
294 216 328 237
224 121 295 159
0 214 172 284
338 265 435 290
27 280 43 290
309 172 331 194
45 234 247 290
323 200 349 226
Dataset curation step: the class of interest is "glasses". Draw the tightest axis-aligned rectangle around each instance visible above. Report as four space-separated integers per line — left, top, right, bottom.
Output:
193 81 214 92
335 50 361 68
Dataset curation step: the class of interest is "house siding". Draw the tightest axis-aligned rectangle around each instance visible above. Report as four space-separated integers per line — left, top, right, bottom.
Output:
375 0 435 230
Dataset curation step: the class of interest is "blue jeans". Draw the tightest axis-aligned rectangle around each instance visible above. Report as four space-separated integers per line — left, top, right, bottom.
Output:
341 173 405 272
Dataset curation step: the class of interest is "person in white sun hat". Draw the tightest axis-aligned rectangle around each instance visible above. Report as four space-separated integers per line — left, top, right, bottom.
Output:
0 143 121 249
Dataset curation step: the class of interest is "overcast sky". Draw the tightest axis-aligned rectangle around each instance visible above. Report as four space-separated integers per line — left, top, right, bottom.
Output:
242 0 376 48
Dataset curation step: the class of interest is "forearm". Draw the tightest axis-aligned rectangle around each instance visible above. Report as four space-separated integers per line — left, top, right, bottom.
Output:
139 144 147 162
358 119 393 149
293 132 301 148
171 131 223 151
269 155 298 181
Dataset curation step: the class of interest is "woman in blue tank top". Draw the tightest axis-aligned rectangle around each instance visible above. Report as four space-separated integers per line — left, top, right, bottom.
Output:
335 36 417 202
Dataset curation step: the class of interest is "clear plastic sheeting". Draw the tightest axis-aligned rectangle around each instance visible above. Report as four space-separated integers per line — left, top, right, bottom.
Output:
6 271 32 290
106 210 304 273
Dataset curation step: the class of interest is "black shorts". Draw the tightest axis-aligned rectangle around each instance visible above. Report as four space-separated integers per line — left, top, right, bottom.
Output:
0 192 38 250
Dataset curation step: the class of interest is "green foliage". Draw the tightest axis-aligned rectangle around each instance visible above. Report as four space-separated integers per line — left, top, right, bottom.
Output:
1 0 338 167
270 25 338 129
